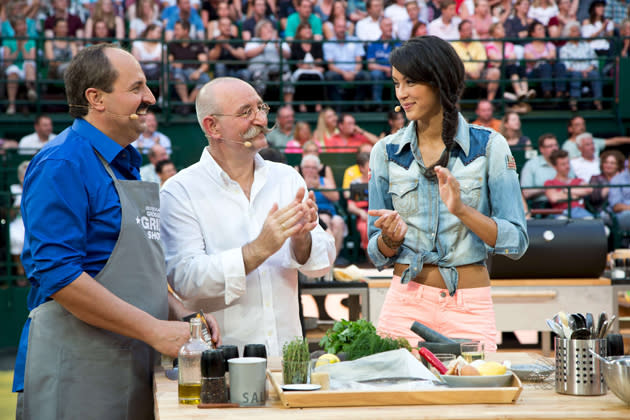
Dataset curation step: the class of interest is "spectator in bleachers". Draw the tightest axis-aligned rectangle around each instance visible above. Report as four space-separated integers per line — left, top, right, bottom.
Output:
470 0 495 39
396 1 427 41
85 0 125 40
141 143 169 183
505 0 532 45
487 22 535 106
471 100 501 131
314 0 336 21
544 149 594 218
385 0 412 34
608 154 630 231
132 24 164 98
300 153 346 259
560 21 603 111
290 21 326 112
164 0 206 40
562 115 630 158
355 0 383 41
586 149 625 216
156 159 177 186
620 18 630 57
346 151 370 250
208 17 250 79
582 0 614 56
323 17 371 112
451 20 501 101
313 107 339 147
129 0 163 39
169 20 211 109
132 111 173 153
411 19 429 36
342 142 372 196
570 132 600 181
500 111 533 149
285 0 324 40
88 20 118 45
367 17 399 109
206 1 239 40
379 109 405 138
43 0 85 39
9 160 30 282
326 113 378 152
528 0 558 25
245 19 293 101
524 20 568 99
242 0 277 20
297 140 334 182
548 0 578 39
1 1 38 39
45 18 79 80
427 0 461 40
521 133 564 203
3 15 36 115
278 0 298 30
285 120 314 153
604 0 630 27
200 0 220 26
347 0 368 22
18 115 56 155
242 0 272 41
322 0 355 39
267 104 295 148
126 0 160 20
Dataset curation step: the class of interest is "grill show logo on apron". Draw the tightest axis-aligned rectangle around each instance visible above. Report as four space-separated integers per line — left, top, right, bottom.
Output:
136 205 161 240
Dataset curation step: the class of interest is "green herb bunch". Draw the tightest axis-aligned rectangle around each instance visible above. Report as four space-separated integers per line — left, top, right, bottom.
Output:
319 319 410 360
282 337 310 384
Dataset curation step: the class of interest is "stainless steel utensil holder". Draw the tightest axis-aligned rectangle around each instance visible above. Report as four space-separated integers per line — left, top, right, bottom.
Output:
555 337 607 396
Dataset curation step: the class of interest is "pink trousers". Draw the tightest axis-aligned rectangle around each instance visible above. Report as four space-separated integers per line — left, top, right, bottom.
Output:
377 275 498 352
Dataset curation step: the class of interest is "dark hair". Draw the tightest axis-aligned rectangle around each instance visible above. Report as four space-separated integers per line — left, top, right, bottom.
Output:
387 110 404 120
339 113 353 125
141 23 159 38
599 149 625 173
34 114 51 125
458 19 471 31
411 20 426 36
589 0 606 23
175 20 191 32
356 151 370 166
440 0 455 10
549 149 569 166
155 159 174 174
65 43 119 118
389 36 464 179
258 147 287 163
527 20 543 37
537 133 557 149
295 21 312 39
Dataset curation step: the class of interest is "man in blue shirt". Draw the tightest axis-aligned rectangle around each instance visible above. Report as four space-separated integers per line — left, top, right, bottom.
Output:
13 44 217 420
163 0 206 40
366 17 399 111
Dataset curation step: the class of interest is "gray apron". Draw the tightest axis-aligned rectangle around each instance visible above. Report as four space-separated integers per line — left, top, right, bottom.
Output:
22 152 168 420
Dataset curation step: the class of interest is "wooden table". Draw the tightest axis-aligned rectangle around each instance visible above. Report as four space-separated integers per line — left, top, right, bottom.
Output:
154 352 630 419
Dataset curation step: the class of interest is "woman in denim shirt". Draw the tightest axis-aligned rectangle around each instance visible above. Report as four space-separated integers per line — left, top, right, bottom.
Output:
367 37 529 352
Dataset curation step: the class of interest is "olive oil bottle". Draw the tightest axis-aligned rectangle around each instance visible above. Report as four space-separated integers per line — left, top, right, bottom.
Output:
178 318 211 404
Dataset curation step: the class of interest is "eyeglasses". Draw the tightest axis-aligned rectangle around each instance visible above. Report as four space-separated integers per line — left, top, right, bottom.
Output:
213 103 270 121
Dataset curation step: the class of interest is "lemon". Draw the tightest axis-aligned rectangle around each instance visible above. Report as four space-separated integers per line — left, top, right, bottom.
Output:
315 353 340 368
477 361 507 376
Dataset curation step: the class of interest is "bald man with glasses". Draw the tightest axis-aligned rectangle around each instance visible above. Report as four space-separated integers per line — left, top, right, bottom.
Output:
160 78 335 356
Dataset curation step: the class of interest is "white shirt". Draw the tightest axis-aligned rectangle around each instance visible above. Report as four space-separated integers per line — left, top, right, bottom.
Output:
571 156 600 182
140 163 160 183
18 132 56 155
355 16 382 41
428 16 461 40
131 131 173 154
385 4 409 31
527 5 559 26
160 149 335 356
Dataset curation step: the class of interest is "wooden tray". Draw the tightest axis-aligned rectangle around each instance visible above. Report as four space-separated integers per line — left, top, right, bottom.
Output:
267 370 523 408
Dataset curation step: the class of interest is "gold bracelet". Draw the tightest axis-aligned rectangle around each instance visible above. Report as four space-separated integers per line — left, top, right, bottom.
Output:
381 234 404 250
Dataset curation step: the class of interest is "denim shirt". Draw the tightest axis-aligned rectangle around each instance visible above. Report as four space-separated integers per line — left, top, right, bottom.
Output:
367 113 529 295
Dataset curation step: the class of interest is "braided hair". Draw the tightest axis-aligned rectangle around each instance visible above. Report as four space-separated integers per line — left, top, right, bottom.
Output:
389 36 465 179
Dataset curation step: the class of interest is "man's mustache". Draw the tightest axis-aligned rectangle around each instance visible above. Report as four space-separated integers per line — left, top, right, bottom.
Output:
240 123 276 140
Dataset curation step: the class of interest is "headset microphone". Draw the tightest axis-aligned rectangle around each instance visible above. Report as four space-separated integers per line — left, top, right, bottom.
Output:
394 105 401 112
129 113 139 120
243 141 252 148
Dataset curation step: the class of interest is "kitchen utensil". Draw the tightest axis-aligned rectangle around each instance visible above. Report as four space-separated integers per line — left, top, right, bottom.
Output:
511 363 554 382
546 319 565 338
440 373 513 388
570 328 591 339
596 312 607 337
598 320 609 339
555 337 607 396
585 313 594 336
599 356 630 405
418 347 448 374
604 315 617 336
411 321 457 344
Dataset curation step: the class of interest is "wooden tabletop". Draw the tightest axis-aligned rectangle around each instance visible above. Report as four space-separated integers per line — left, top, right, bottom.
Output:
154 352 630 420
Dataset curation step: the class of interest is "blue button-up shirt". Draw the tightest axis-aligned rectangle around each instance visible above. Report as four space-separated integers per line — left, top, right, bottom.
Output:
367 114 529 295
13 118 142 392
608 169 630 211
